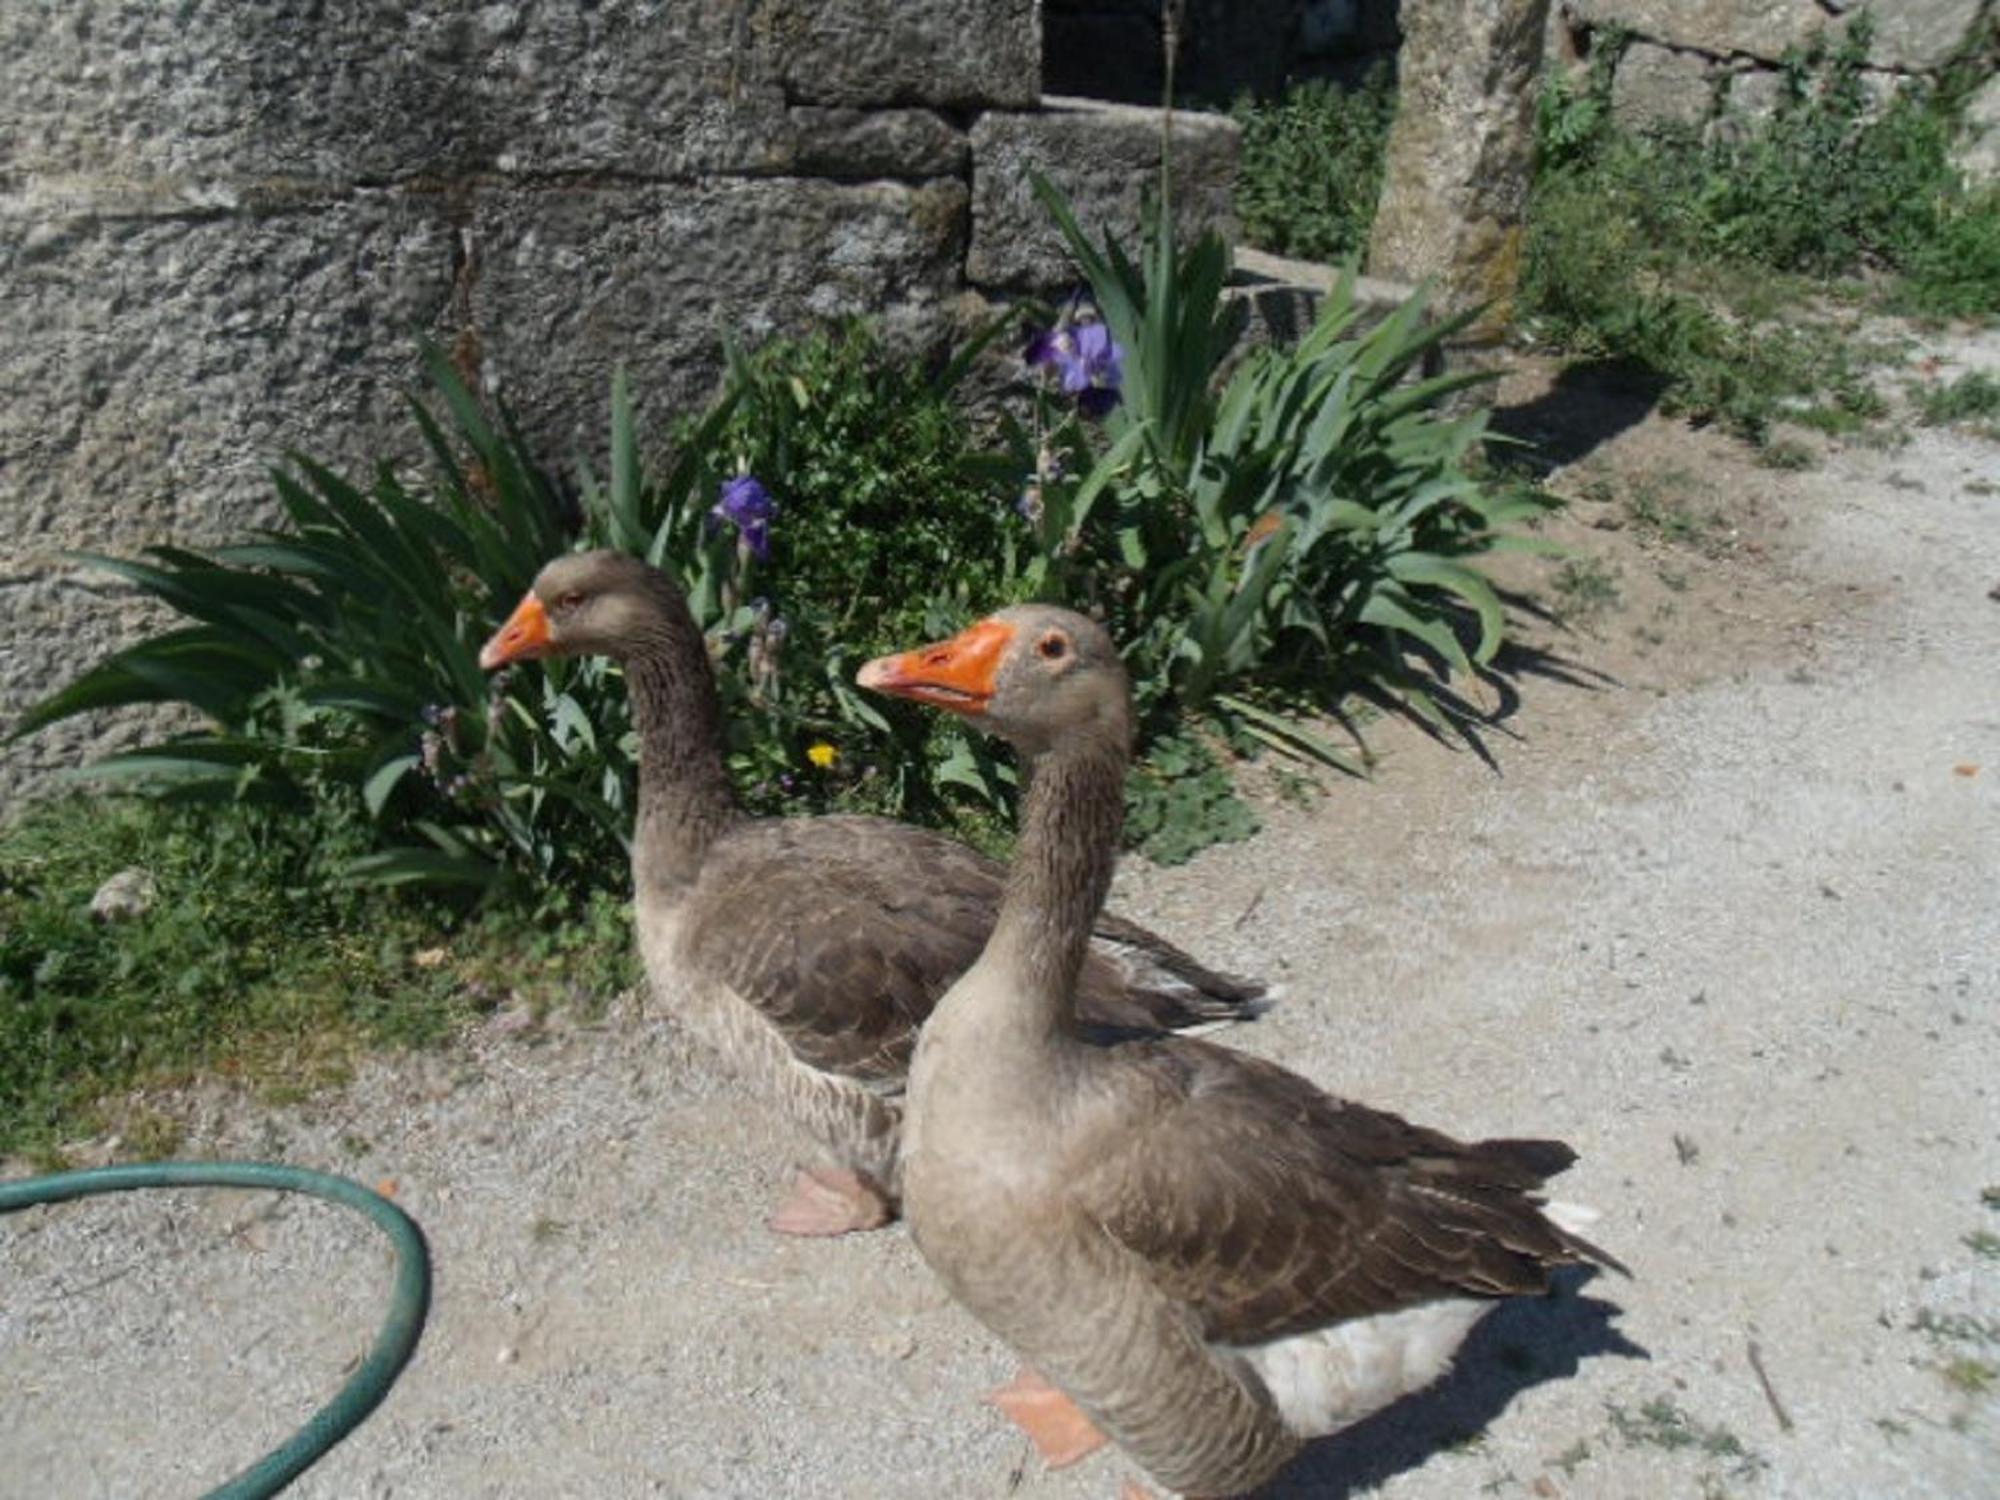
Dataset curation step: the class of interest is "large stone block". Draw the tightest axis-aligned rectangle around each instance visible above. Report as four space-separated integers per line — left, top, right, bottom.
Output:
1611 38 1719 128
966 99 1241 292
0 1 797 185
1720 59 1786 120
759 0 1041 108
469 176 971 459
1561 1 1986 72
0 2 482 184
0 195 459 787
474 4 795 178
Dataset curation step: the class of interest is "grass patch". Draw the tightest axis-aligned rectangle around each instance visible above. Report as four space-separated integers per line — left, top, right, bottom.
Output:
1551 556 1621 623
1939 1356 1998 1395
1123 732 1260 867
1626 469 1727 550
1912 1309 2000 1347
1758 438 1819 471
1552 1438 1591 1476
0 794 636 1156
1606 1395 1765 1478
1915 370 2000 426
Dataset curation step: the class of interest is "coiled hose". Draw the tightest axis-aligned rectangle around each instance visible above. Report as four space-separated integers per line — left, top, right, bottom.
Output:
0 1161 432 1499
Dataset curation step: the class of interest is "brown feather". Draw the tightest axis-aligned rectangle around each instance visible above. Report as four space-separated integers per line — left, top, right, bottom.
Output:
1069 1037 1619 1347
681 815 1267 1087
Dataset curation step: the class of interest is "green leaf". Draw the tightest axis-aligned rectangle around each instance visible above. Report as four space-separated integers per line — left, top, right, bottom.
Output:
341 847 498 888
1385 554 1507 663
363 753 420 818
607 366 644 554
58 741 297 805
1067 422 1152 543
1213 694 1368 778
1359 587 1473 678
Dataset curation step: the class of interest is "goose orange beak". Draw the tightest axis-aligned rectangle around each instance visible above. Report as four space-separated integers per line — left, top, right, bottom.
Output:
479 591 552 670
856 618 1015 715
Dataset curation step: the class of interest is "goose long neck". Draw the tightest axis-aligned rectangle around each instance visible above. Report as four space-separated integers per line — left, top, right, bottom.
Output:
983 732 1128 1032
624 588 736 895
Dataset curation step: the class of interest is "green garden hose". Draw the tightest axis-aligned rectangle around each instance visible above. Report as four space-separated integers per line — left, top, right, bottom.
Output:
0 1161 431 1499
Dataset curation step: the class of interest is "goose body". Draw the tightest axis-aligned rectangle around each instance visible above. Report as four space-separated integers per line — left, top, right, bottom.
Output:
861 606 1622 1495
480 553 1266 1232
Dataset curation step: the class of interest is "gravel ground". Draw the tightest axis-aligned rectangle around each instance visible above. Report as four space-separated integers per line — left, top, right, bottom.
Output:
3 341 1996 1499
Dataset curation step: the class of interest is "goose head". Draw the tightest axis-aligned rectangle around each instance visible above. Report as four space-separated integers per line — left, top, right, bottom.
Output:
479 550 678 669
857 604 1132 758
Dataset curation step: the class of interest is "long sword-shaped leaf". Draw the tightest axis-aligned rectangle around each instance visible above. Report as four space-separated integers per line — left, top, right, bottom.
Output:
342 846 498 888
1359 586 1474 678
1213 693 1369 778
1386 554 1507 663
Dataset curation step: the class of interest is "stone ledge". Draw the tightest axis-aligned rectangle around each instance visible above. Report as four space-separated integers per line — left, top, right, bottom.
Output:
1230 246 1421 352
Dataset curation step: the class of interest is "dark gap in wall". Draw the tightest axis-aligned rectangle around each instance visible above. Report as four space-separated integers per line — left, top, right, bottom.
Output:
1041 1 1403 108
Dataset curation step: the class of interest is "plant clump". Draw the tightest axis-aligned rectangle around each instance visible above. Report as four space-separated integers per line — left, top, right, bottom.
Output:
1231 65 1399 264
10 176 1556 1140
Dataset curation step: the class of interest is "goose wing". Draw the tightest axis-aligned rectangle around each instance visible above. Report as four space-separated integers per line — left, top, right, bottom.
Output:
682 816 994 1083
683 818 1269 1086
1072 1038 1617 1347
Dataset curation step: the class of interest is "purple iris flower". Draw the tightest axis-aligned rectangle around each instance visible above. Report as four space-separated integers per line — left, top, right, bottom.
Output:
1025 312 1124 418
709 474 777 561
1024 326 1072 370
1062 323 1121 392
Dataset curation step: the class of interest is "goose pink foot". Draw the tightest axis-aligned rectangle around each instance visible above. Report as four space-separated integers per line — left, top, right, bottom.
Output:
986 1366 1111 1468
766 1167 892 1237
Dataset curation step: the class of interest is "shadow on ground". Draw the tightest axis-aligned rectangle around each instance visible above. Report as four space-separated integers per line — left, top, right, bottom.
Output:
1490 360 1670 471
1260 1270 1647 1498
1351 617 1622 774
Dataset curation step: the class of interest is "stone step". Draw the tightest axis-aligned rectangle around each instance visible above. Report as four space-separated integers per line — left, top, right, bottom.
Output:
1229 244 1419 348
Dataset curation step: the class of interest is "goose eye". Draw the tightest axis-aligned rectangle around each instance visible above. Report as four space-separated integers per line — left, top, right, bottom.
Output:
557 591 585 614
1037 633 1069 662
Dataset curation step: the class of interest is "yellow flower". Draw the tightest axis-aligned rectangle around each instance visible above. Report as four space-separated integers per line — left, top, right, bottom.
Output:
806 741 838 770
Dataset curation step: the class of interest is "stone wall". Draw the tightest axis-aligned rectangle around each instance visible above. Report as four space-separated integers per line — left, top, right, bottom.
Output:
1550 1 1998 149
0 2 1239 799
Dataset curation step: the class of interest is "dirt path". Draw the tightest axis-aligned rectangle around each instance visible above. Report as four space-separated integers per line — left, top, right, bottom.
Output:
3 335 1996 1500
